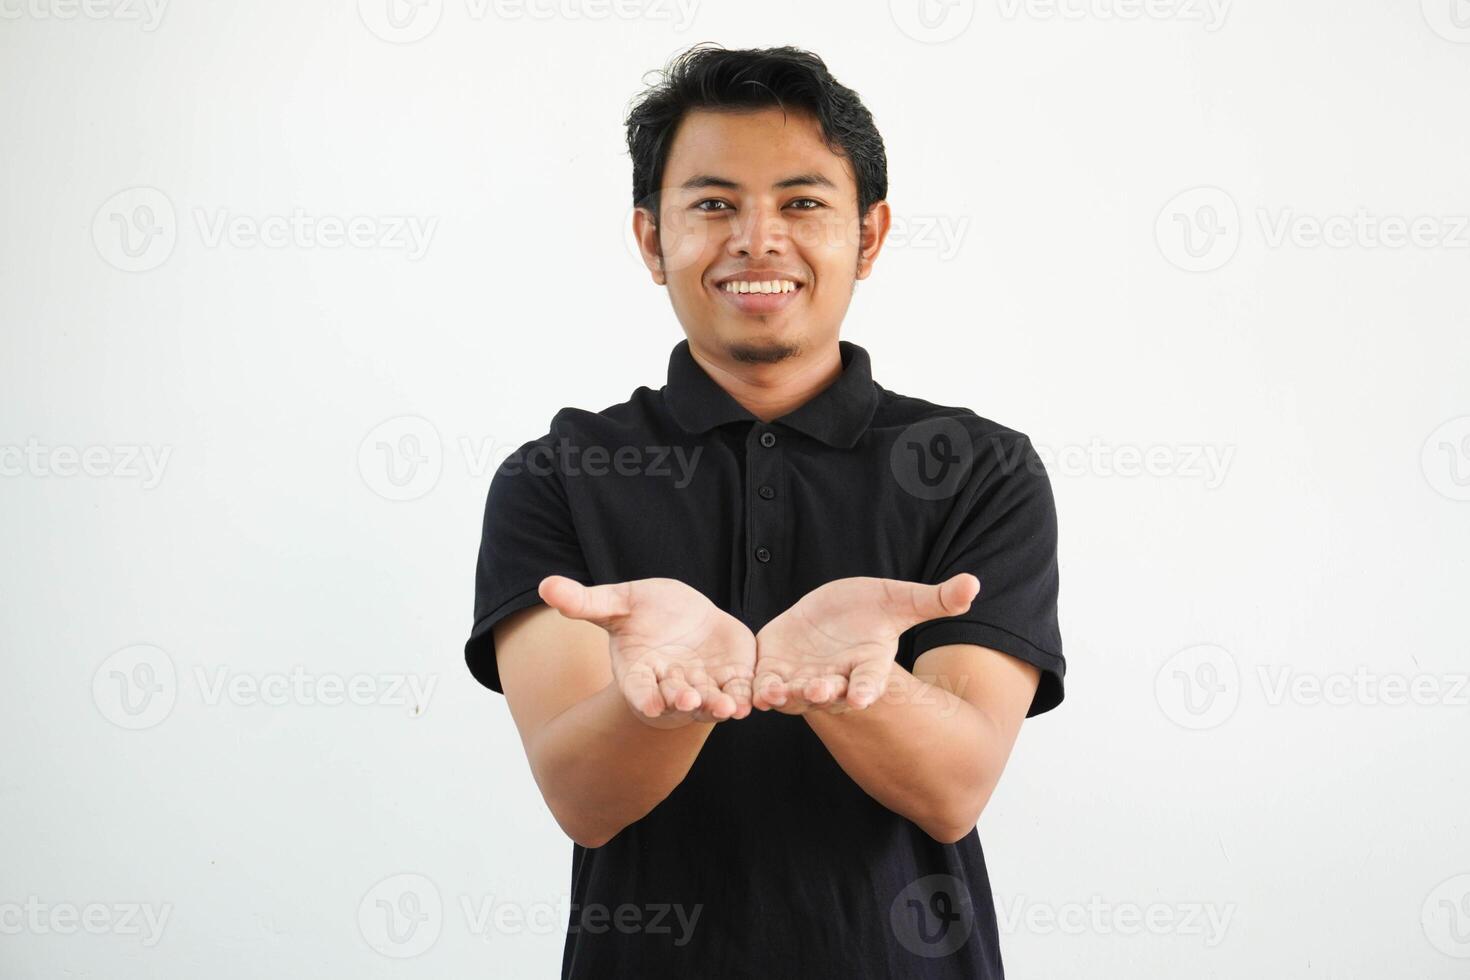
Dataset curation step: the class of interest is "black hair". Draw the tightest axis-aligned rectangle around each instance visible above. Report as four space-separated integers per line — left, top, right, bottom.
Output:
624 44 888 225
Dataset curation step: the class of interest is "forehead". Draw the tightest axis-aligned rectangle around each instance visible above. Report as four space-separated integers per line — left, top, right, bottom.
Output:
661 107 855 192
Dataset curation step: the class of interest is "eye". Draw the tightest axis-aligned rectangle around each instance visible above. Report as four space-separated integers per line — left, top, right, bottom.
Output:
694 199 733 212
787 198 825 210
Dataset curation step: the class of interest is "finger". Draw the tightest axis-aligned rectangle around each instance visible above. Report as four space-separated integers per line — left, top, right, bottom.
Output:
846 661 891 710
752 669 789 710
692 680 736 720
658 674 701 714
675 663 720 712
538 576 631 627
718 676 754 719
798 673 848 706
620 662 665 719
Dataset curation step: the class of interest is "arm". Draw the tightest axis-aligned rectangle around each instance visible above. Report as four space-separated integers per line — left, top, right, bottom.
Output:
495 605 714 848
494 576 756 848
802 642 1041 844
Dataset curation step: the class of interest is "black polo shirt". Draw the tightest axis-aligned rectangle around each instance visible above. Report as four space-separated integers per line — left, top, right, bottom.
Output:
465 337 1064 979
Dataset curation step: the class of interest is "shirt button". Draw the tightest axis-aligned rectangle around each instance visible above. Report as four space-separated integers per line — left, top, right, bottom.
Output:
758 485 775 500
759 431 776 448
755 546 771 563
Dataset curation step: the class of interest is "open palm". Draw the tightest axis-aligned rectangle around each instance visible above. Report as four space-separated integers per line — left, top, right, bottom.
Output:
752 574 980 714
539 575 756 726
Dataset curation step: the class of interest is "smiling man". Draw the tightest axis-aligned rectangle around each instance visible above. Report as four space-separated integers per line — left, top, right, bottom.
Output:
465 44 1065 979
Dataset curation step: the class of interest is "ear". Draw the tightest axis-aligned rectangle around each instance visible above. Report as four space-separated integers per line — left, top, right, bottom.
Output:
855 199 892 282
632 205 666 285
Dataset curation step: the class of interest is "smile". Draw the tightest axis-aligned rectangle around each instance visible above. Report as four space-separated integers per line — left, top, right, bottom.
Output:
720 279 799 294
712 277 805 315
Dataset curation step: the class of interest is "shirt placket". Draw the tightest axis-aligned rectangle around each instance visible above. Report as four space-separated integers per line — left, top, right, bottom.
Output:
743 422 784 624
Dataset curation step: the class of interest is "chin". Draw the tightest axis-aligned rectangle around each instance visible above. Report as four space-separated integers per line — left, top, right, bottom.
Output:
725 333 802 365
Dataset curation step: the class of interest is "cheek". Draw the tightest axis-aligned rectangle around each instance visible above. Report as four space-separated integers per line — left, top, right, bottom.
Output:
794 217 860 277
793 213 859 251
658 213 722 277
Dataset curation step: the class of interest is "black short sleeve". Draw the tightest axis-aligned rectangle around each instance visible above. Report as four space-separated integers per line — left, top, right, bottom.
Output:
907 431 1065 717
464 429 594 694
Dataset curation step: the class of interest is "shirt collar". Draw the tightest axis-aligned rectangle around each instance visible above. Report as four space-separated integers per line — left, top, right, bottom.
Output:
663 338 880 450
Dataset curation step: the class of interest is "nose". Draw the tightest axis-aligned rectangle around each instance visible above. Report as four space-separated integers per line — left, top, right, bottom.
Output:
726 201 788 257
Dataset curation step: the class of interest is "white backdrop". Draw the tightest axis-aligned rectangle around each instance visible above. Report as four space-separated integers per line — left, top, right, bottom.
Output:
3 1 1469 977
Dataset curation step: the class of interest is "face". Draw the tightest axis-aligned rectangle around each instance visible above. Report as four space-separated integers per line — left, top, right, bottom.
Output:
634 107 890 366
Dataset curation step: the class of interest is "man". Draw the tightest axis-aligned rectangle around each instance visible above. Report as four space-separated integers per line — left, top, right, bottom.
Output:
465 44 1065 979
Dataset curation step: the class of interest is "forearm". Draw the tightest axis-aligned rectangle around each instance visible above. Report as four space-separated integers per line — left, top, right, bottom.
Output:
527 679 715 848
803 665 1000 843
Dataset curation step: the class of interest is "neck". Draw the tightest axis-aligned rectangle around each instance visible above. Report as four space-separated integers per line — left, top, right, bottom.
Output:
687 339 843 423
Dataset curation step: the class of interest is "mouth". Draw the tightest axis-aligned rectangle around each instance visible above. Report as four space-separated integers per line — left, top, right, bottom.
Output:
711 276 805 316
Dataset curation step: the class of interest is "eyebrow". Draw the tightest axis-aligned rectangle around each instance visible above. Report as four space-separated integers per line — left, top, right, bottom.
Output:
677 173 837 192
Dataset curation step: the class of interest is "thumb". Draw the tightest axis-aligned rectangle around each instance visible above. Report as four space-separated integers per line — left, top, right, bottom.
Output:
938 572 981 613
538 575 631 628
886 573 980 630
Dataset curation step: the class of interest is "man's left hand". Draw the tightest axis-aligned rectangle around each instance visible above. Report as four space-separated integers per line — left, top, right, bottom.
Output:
751 573 980 714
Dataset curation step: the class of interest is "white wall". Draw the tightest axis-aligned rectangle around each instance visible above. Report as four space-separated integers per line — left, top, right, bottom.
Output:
2 1 1468 976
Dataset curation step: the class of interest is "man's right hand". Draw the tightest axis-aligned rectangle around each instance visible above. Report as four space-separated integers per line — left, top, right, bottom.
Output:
538 576 756 728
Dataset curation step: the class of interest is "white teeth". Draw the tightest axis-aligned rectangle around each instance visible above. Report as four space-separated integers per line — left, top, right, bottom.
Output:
722 280 797 294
